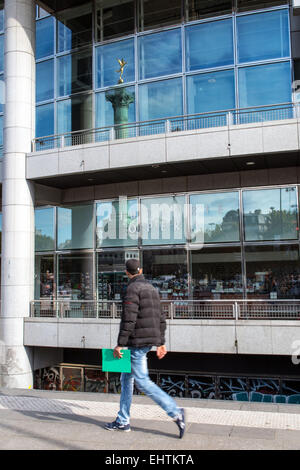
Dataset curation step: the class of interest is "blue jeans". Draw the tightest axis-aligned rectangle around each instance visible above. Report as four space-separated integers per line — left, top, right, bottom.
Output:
116 346 181 425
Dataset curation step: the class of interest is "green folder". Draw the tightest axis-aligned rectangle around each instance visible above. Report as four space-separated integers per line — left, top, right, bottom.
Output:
102 348 131 373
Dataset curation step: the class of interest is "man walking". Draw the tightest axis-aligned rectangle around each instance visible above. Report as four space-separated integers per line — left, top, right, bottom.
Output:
105 258 185 438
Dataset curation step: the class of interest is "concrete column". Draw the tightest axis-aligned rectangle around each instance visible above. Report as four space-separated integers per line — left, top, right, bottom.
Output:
0 0 36 388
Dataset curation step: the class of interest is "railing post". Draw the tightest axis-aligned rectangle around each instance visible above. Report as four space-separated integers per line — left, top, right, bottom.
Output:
61 135 65 148
226 112 233 126
165 119 171 133
30 301 34 317
234 301 239 320
112 302 116 319
110 127 115 141
170 302 175 320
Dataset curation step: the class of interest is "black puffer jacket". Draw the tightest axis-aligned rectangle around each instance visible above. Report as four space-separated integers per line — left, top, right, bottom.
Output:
117 275 166 348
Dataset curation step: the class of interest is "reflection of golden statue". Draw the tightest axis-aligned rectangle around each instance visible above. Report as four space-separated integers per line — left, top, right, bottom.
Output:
116 58 127 84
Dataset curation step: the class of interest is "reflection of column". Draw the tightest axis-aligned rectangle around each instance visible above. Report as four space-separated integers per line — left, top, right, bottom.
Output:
105 87 134 139
0 0 35 388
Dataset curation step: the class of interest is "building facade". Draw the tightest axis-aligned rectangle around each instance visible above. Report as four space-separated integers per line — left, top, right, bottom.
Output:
1 0 300 401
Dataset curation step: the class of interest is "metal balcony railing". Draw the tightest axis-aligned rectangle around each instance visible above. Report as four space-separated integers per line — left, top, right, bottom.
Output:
31 102 297 153
30 299 300 320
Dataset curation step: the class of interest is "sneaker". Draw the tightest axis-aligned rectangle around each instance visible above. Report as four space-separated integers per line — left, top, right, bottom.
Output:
174 408 185 439
104 420 131 432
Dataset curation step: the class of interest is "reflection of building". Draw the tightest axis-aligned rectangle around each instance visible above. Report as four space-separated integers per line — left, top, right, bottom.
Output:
2 1 300 393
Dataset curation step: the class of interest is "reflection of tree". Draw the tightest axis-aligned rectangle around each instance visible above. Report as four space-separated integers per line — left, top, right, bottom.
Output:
205 210 239 242
264 208 297 239
35 232 54 250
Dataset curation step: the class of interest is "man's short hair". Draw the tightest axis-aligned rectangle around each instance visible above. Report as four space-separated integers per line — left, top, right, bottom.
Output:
126 258 140 275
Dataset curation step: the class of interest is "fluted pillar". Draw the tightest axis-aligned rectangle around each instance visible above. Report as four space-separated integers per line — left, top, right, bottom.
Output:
0 0 35 388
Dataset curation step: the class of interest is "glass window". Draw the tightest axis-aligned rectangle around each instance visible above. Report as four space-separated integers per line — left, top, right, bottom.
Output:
36 103 54 138
238 62 291 108
0 74 4 113
186 19 233 72
142 248 188 300
58 253 93 300
35 207 55 251
96 86 136 131
237 10 290 63
139 29 182 80
0 35 3 72
96 199 138 247
0 115 3 154
97 251 138 301
243 188 298 242
191 247 243 300
187 69 235 115
139 78 183 121
36 60 54 102
57 3 93 52
237 0 283 12
141 195 186 245
0 3 4 32
187 0 232 21
57 94 93 135
57 49 93 97
245 245 300 299
96 0 135 42
190 191 240 244
96 39 135 89
57 205 94 250
35 255 54 300
139 0 182 31
36 17 54 59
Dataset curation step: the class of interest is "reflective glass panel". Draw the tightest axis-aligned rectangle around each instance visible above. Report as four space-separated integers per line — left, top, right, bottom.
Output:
238 62 291 108
139 78 183 121
57 94 93 134
142 249 188 300
190 191 240 243
96 86 136 131
57 49 92 97
34 255 54 300
36 17 54 59
237 9 290 63
57 205 94 250
139 29 182 80
35 207 55 251
96 199 138 247
57 3 92 52
0 35 3 72
187 69 235 115
36 60 54 102
243 187 298 241
58 254 93 301
139 0 182 31
191 247 243 300
0 3 4 32
97 251 138 301
245 245 300 299
0 115 3 153
187 0 232 21
96 39 135 88
0 74 4 113
96 0 135 42
186 19 233 71
36 103 54 138
141 196 186 245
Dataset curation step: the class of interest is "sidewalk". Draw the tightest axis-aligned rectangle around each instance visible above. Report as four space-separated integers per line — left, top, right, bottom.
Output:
0 387 300 450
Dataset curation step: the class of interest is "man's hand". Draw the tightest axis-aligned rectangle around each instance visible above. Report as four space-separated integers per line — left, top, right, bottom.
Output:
113 346 123 359
157 345 167 360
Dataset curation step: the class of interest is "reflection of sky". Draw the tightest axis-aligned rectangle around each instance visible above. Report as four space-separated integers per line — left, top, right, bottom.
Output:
190 192 239 229
35 208 54 238
139 78 183 121
243 188 297 214
97 39 135 88
139 28 182 80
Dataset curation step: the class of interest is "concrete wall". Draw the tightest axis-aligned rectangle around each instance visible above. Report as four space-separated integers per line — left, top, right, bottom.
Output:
26 119 300 181
23 317 300 357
